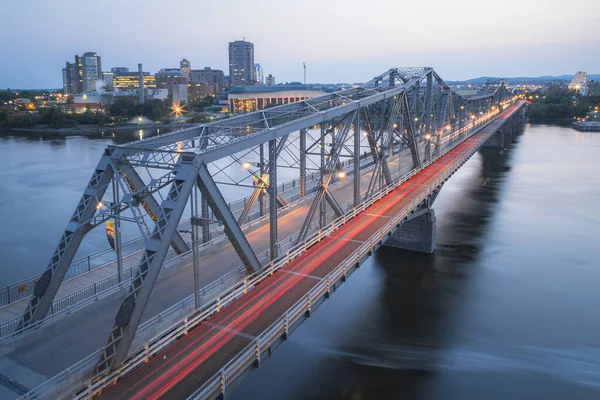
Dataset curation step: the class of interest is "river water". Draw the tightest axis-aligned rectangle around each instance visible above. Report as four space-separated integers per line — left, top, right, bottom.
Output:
1 124 600 398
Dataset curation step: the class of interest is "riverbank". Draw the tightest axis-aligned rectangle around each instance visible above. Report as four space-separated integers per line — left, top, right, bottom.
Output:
1 121 200 136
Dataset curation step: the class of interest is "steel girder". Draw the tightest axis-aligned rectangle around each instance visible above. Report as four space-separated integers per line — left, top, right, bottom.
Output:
300 128 307 198
22 150 115 326
268 139 278 260
295 112 356 244
97 154 200 372
237 135 289 225
196 165 262 273
19 67 516 369
115 160 189 255
353 112 361 206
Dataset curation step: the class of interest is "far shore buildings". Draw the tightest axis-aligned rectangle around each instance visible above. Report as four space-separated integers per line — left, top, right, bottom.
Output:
569 71 587 95
62 52 103 94
229 40 255 87
224 84 328 113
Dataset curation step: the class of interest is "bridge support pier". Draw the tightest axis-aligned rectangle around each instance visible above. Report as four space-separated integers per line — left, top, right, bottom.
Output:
482 129 506 149
384 209 436 253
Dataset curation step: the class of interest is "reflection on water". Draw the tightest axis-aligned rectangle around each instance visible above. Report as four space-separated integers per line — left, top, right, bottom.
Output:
231 124 600 400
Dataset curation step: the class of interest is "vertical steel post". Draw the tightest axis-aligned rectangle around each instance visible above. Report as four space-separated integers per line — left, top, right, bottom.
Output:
353 112 361 207
268 139 278 260
319 125 326 228
259 143 266 216
299 128 306 199
201 196 209 243
191 186 200 309
112 177 122 283
424 72 433 161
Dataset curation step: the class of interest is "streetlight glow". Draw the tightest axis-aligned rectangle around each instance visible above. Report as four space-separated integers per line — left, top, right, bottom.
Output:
338 171 346 179
242 161 251 169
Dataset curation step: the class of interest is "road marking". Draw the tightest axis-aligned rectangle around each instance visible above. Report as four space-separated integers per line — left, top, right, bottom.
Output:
329 236 365 244
363 213 392 219
281 269 322 280
206 323 256 340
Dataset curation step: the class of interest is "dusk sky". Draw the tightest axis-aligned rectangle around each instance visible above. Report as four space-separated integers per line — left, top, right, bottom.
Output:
1 0 598 88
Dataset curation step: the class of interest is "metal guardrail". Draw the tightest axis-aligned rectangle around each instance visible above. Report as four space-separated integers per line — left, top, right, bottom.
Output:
48 104 515 400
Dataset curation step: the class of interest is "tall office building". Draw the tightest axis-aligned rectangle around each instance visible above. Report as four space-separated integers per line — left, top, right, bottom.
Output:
190 67 225 93
62 52 102 94
254 63 264 85
569 71 588 94
78 52 102 92
180 59 191 82
111 67 129 74
62 62 77 94
228 40 255 87
102 72 114 90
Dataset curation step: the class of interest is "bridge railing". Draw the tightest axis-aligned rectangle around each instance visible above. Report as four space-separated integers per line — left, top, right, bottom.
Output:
57 103 512 400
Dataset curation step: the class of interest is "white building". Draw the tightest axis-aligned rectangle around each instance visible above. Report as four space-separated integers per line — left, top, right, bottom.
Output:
569 71 587 95
226 84 326 113
172 84 189 105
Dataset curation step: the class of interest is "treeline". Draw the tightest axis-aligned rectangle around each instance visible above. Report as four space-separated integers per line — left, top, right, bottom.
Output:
528 85 600 119
0 108 107 128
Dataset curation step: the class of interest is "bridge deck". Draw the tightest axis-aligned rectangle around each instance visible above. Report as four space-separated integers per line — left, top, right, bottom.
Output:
99 102 524 400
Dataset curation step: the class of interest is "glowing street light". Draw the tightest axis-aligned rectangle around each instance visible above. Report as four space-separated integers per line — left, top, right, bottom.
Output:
171 103 186 118
424 134 431 140
337 171 346 179
242 161 251 169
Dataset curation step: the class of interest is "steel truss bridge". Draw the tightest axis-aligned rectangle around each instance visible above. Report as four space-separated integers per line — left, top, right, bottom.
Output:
15 67 524 399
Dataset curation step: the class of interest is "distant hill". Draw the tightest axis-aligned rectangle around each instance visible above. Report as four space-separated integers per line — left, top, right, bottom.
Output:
447 74 600 85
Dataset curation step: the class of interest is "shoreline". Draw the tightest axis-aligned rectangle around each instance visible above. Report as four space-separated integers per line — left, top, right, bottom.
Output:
1 122 200 136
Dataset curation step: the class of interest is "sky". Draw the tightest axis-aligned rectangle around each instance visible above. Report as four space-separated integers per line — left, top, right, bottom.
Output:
1 0 598 89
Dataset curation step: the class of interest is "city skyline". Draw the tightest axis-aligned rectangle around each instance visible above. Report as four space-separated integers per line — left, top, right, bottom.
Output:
1 0 599 88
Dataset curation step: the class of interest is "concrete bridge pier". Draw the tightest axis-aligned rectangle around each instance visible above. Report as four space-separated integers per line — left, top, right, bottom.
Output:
482 128 507 149
384 209 436 253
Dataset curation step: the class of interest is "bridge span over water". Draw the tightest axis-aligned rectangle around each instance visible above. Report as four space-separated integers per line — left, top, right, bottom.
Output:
1 67 526 399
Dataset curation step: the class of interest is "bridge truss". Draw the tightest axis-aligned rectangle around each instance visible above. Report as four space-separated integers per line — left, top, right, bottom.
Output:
19 67 511 374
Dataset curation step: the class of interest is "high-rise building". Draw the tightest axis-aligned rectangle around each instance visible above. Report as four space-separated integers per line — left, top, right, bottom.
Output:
79 52 102 92
180 59 191 82
113 73 156 90
155 68 183 92
62 62 78 94
61 52 102 94
111 67 129 74
254 63 264 85
228 40 255 87
102 72 114 90
569 71 588 95
172 84 189 105
189 67 225 93
266 74 276 86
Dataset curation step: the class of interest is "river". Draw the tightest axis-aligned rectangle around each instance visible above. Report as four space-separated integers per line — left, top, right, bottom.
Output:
1 124 600 399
